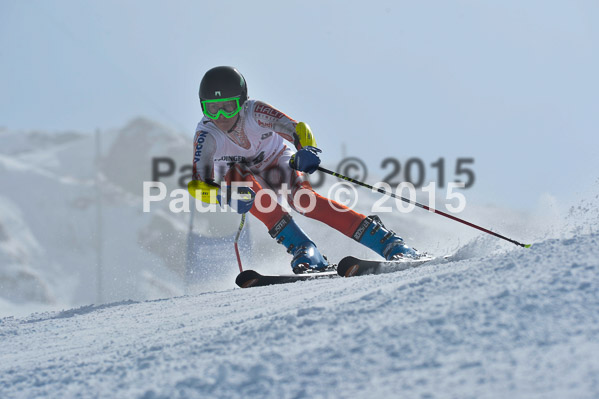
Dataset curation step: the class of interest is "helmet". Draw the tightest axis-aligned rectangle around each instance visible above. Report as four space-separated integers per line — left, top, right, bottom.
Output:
199 66 248 105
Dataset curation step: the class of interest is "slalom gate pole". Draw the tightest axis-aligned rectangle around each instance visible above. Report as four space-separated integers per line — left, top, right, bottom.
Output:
234 213 246 273
317 166 531 248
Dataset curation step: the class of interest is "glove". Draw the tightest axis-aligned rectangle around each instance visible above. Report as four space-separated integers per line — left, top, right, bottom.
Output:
217 186 256 214
290 146 321 174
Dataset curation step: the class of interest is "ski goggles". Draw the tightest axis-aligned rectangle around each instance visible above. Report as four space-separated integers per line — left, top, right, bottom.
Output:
201 97 242 120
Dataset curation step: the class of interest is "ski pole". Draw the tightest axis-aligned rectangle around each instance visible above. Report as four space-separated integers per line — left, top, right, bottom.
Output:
317 166 531 248
234 213 246 272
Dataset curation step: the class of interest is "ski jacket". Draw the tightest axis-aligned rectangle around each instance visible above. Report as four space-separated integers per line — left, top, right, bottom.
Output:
192 100 301 183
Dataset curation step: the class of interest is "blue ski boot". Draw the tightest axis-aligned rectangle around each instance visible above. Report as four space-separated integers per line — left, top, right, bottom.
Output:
269 215 329 274
352 215 420 260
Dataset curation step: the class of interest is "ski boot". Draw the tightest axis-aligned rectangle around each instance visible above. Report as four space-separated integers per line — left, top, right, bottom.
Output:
352 215 420 260
269 215 329 274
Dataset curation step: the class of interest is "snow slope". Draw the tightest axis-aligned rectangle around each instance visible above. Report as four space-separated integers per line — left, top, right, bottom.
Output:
1 122 598 397
1 229 598 398
0 118 539 316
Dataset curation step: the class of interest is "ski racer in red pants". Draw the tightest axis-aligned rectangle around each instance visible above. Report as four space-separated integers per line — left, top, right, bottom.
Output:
189 66 419 274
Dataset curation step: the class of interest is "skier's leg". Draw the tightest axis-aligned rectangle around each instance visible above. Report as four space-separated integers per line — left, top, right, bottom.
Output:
279 157 420 260
226 164 328 272
291 184 419 259
266 149 366 235
267 214 329 273
289 179 365 235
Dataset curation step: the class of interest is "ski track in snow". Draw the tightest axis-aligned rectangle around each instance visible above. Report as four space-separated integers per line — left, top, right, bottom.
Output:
1 234 598 399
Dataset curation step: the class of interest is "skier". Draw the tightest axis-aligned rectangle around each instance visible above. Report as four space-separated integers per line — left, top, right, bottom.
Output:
190 66 421 274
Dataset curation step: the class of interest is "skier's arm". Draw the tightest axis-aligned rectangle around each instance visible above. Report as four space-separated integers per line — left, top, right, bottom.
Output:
251 101 321 173
188 179 255 213
288 122 321 173
251 101 317 149
189 130 219 204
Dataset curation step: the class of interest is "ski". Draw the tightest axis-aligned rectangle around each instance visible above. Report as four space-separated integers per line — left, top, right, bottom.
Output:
337 255 435 277
235 269 338 288
236 255 437 287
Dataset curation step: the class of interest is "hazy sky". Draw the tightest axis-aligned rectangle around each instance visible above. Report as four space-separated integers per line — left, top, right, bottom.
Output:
1 0 598 211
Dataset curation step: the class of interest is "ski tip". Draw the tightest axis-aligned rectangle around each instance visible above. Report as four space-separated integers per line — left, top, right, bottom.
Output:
337 256 361 277
235 270 262 288
524 244 532 248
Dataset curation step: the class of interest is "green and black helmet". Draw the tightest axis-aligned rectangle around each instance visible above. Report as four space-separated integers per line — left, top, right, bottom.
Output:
199 66 248 120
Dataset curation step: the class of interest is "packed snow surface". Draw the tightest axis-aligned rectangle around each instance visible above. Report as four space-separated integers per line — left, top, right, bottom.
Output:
1 231 598 398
